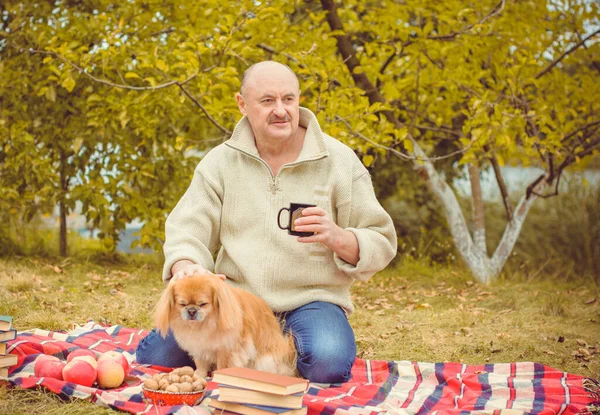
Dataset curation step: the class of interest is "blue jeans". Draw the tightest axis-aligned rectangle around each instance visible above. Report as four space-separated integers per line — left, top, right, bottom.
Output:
136 301 356 383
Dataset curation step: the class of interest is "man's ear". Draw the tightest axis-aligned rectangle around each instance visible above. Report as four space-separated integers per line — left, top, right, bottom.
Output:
236 93 247 115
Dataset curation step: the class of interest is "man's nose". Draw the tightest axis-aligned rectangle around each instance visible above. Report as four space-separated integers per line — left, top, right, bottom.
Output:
187 308 197 318
273 100 286 117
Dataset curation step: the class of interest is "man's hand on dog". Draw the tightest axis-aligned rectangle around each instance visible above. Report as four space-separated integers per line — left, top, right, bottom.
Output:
170 260 227 282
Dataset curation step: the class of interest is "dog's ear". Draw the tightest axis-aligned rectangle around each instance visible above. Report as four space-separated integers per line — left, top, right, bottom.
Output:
154 281 176 338
212 280 243 332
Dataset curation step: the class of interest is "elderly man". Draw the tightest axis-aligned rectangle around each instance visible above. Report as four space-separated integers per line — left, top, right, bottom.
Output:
136 61 397 383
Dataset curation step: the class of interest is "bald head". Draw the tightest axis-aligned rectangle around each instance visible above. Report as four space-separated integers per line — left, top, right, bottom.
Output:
235 60 302 145
240 61 299 96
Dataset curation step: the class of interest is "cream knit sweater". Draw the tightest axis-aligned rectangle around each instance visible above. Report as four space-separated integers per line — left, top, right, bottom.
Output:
162 108 397 314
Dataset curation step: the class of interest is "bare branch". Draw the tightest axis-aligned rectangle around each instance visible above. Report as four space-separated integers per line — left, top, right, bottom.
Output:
149 27 176 37
257 43 299 63
485 144 513 220
177 84 232 136
427 0 505 41
23 46 203 91
535 28 600 79
416 124 462 137
526 173 549 199
575 29 600 75
420 48 444 70
561 120 600 143
15 42 232 137
334 115 474 162
379 48 398 75
530 173 561 199
376 48 398 89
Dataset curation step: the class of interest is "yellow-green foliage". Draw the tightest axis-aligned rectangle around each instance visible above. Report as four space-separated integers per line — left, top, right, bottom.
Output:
1 0 598 260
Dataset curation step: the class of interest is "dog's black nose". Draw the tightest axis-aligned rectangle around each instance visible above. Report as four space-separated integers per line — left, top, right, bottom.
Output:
187 308 197 318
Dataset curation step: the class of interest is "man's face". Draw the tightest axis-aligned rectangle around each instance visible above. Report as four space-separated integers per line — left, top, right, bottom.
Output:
236 65 300 144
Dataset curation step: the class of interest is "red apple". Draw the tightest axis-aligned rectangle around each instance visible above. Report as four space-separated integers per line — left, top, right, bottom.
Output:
34 355 66 380
67 349 98 363
72 355 98 369
96 358 125 389
62 359 97 387
98 351 129 375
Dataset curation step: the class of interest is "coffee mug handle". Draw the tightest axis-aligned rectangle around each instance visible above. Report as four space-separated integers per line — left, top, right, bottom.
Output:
277 207 291 230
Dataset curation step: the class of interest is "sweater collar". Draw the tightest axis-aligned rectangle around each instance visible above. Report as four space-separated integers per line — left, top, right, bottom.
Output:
225 107 329 162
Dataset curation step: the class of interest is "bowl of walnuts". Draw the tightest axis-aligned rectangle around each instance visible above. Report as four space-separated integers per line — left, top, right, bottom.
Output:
142 366 207 406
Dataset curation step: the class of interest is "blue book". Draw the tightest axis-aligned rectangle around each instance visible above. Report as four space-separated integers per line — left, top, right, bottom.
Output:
0 316 12 332
209 398 307 415
218 384 304 409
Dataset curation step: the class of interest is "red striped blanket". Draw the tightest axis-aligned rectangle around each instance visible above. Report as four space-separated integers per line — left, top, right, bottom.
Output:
1 322 598 415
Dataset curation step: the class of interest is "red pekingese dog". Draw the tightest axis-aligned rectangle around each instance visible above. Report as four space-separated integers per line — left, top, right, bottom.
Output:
154 273 298 378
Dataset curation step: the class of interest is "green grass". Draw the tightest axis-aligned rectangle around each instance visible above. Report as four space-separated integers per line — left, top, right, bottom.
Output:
0 254 599 414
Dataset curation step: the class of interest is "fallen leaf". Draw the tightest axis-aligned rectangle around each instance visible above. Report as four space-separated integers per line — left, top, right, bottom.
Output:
576 339 588 347
573 348 591 361
584 298 597 305
558 336 565 343
47 265 62 273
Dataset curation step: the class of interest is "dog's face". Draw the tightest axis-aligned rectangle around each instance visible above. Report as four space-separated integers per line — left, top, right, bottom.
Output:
171 277 216 323
154 274 240 338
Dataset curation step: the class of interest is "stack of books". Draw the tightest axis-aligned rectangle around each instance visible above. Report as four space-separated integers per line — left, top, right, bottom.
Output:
208 367 309 415
0 316 17 378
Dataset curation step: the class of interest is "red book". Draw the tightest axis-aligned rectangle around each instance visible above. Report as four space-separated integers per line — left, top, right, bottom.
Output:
212 368 308 396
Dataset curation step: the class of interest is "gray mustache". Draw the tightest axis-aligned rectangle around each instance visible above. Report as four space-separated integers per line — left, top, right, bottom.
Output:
269 116 291 123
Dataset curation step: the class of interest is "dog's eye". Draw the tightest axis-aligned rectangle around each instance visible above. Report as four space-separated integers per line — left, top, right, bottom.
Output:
178 302 187 307
198 302 207 307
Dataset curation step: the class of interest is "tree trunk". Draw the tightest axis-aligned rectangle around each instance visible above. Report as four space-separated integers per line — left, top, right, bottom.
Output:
468 163 486 255
59 148 68 257
490 191 540 273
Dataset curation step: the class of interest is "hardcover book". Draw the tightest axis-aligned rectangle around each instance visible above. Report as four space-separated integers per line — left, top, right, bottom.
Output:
212 367 308 396
209 399 307 415
0 367 8 378
0 330 16 343
0 343 6 355
218 385 304 409
0 354 17 368
0 316 12 332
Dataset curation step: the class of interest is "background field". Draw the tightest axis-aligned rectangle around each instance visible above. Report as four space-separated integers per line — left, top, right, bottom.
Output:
1 254 598 414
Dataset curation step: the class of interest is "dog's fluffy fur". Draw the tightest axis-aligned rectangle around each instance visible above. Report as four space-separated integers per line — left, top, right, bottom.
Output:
154 274 297 378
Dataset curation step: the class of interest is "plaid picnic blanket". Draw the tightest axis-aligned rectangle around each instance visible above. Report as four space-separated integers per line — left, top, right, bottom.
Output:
1 322 598 415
